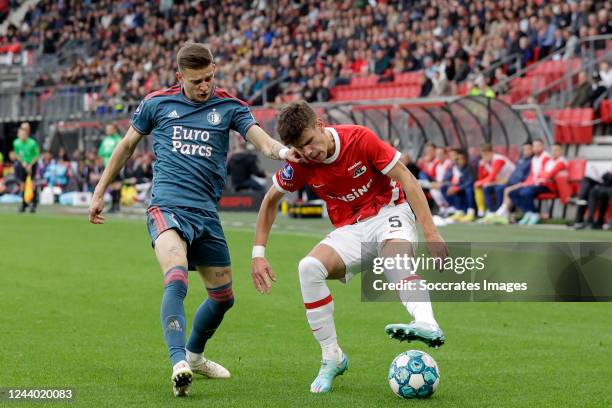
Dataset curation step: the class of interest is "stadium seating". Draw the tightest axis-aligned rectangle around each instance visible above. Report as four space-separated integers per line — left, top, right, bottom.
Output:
330 83 420 102
552 108 594 144
393 72 423 86
526 59 581 93
600 100 612 124
567 158 586 195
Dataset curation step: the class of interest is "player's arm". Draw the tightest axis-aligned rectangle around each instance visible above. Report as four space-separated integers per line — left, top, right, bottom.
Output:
387 162 448 259
251 185 286 294
89 126 145 224
245 125 301 162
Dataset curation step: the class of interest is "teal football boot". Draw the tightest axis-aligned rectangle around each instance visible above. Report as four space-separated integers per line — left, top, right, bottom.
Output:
385 321 445 349
310 353 349 393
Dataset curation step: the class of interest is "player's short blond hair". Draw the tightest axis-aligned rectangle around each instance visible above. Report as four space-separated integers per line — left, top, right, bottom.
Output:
277 101 317 145
177 43 214 72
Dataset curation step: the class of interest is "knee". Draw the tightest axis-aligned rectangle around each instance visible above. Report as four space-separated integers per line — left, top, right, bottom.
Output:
207 282 235 310
163 266 189 296
298 256 328 286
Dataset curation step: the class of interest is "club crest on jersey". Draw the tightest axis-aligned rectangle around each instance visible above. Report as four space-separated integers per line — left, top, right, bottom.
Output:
353 165 367 178
280 163 294 181
207 109 222 125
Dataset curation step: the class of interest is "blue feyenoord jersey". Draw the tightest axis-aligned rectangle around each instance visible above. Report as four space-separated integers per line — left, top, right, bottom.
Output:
131 84 257 211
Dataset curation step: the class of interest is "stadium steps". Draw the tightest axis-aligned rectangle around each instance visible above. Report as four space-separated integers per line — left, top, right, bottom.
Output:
0 0 41 34
576 143 612 161
592 135 612 145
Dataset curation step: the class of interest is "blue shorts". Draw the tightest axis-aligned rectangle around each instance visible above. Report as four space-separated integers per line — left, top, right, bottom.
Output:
146 206 230 270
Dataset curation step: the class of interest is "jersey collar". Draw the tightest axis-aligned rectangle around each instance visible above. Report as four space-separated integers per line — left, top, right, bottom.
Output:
323 127 340 164
180 84 215 105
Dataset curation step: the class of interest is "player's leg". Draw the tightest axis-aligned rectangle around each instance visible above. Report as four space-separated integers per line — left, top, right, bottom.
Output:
482 185 495 213
298 237 360 393
371 204 445 348
183 212 233 379
185 265 233 379
474 186 486 217
109 179 122 212
519 185 547 225
153 228 192 396
381 239 445 348
14 162 26 212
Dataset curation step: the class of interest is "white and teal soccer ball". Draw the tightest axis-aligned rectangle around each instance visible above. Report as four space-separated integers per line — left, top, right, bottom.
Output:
388 350 440 399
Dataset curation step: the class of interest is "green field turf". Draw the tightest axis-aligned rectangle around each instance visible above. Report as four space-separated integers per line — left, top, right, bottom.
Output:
0 207 611 407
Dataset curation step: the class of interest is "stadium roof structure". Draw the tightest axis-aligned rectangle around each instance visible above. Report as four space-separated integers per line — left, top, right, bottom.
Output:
252 96 532 159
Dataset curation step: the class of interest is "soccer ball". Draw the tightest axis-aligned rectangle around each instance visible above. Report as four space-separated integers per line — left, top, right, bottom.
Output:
388 350 440 399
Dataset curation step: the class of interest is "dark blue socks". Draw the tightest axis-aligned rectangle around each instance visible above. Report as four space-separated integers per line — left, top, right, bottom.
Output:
161 266 188 366
186 282 235 354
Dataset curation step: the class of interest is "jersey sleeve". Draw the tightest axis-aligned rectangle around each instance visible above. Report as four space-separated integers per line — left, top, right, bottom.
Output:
130 99 156 135
360 126 401 174
272 162 306 193
230 103 259 139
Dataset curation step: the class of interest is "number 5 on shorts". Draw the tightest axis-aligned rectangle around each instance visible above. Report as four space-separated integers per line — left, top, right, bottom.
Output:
388 216 402 228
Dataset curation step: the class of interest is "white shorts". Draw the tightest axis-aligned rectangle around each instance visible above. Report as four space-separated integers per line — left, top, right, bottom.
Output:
320 203 418 283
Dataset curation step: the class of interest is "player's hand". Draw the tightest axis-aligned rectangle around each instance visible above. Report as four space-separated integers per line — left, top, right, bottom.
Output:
251 257 277 294
89 193 105 224
424 231 449 270
285 148 307 164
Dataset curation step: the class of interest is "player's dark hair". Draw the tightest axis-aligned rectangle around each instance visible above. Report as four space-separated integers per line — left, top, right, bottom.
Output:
455 148 468 159
277 100 317 145
177 43 214 71
480 143 493 152
425 142 437 149
522 141 532 146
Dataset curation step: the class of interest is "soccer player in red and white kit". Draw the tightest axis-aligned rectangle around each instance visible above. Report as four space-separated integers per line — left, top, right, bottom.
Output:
251 101 448 393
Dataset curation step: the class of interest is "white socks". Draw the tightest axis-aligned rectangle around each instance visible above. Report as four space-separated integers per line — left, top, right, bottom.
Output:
403 298 439 327
382 250 439 328
298 256 341 362
186 349 202 363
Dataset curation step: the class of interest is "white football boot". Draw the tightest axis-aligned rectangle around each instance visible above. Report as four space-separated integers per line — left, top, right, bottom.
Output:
171 360 193 397
186 351 231 379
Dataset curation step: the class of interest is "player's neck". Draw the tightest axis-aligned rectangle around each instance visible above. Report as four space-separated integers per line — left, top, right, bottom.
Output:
325 129 335 159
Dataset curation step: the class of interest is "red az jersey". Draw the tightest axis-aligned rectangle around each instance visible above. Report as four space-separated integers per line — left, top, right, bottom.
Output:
273 125 405 227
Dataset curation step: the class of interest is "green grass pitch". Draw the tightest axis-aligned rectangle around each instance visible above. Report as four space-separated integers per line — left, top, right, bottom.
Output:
0 207 611 407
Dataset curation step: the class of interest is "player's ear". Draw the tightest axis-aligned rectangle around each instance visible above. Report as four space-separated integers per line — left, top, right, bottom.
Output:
176 71 183 83
316 118 325 132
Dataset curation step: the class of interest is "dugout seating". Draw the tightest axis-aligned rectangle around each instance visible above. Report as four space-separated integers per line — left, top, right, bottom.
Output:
536 159 586 218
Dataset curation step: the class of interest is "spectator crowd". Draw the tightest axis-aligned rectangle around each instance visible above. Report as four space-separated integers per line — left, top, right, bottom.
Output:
0 121 154 211
0 0 609 112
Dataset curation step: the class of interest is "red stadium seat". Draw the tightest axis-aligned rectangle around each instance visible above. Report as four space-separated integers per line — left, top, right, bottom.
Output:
393 71 423 85
575 108 594 144
552 109 593 144
537 175 572 219
456 82 469 96
350 75 379 87
568 159 586 195
600 100 612 124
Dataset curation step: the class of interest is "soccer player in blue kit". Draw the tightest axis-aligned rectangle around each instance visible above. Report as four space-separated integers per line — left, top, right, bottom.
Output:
89 43 299 397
